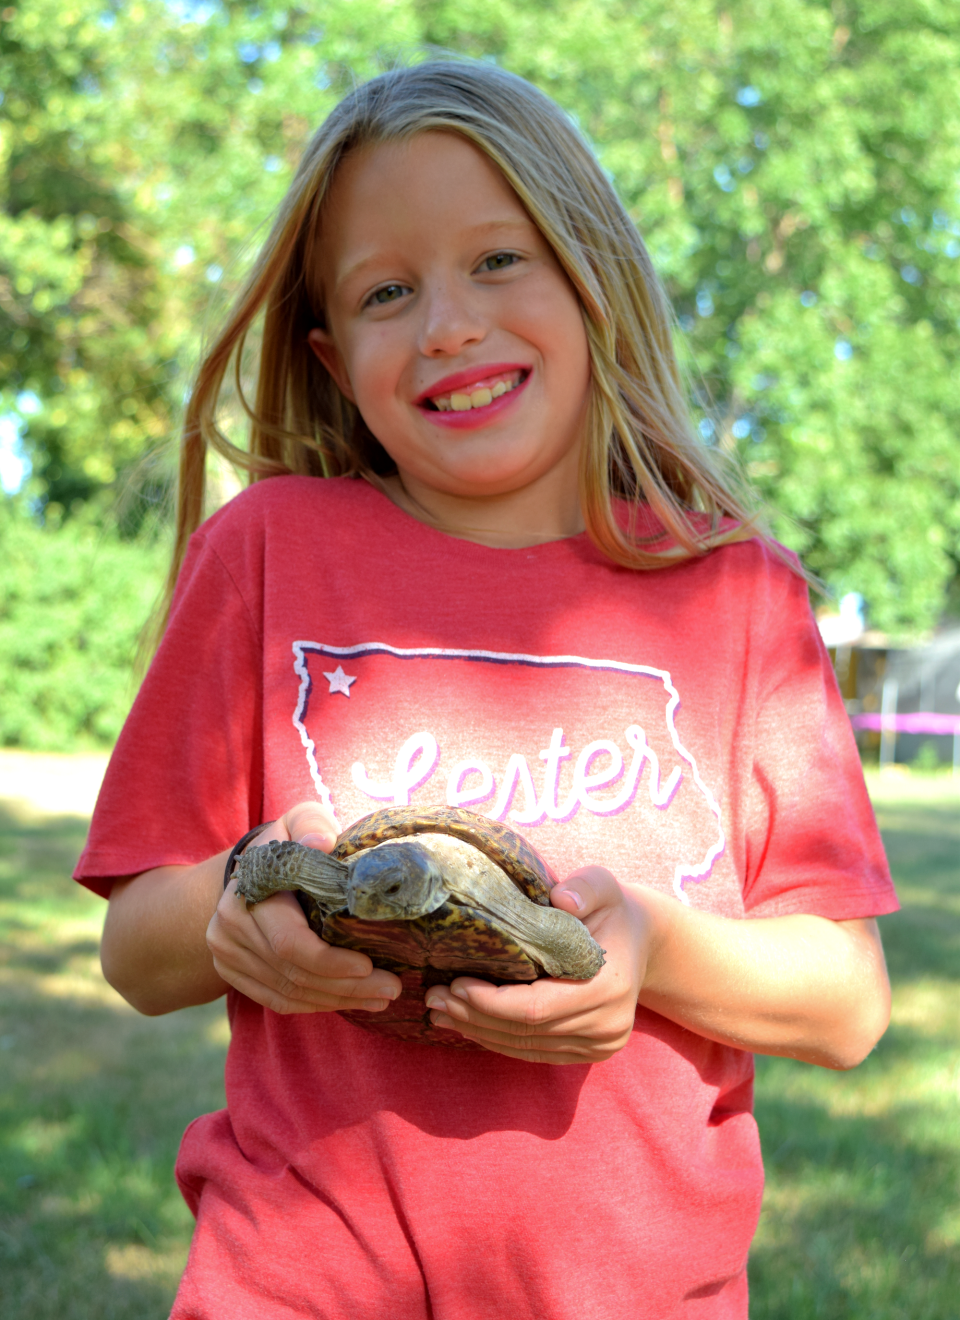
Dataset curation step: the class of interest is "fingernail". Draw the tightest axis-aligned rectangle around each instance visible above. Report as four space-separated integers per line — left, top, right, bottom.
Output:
451 985 469 1001
300 832 331 850
560 888 584 911
425 994 443 1010
363 1000 388 1012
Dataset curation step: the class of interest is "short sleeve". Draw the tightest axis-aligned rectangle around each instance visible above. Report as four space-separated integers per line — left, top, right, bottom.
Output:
74 532 264 897
740 565 897 920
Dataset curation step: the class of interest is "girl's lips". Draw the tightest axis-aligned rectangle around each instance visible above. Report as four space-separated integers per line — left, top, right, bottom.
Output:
415 369 531 429
414 363 530 407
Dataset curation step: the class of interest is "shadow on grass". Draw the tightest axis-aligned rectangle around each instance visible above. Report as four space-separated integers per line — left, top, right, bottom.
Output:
0 802 227 1319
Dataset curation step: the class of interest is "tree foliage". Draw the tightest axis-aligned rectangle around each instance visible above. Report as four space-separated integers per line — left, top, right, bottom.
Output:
0 499 164 748
2 0 959 633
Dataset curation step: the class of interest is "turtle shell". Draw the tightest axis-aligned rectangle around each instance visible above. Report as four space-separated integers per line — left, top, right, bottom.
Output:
331 805 558 902
296 806 560 1047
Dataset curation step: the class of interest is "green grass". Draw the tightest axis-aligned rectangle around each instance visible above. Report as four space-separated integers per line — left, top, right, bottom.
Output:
751 773 960 1317
0 777 957 1317
0 804 226 1317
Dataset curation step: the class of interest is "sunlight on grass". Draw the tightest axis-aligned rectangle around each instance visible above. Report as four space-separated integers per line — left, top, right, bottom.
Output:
0 779 957 1318
892 979 959 1034
863 766 960 805
105 1242 188 1286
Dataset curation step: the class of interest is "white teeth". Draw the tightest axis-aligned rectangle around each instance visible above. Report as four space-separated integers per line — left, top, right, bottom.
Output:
430 375 521 412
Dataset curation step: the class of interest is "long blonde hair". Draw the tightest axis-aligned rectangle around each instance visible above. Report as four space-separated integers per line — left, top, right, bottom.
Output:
162 58 761 634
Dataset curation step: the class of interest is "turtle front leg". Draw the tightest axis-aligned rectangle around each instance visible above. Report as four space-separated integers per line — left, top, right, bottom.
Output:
233 839 350 913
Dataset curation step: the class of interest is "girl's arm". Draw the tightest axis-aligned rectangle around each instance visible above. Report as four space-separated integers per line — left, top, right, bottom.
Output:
102 805 890 1066
100 803 402 1017
423 868 892 1068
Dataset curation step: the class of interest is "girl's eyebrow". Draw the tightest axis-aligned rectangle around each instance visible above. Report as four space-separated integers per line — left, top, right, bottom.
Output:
334 219 536 293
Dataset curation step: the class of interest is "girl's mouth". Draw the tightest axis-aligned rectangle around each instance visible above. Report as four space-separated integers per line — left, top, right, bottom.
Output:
420 369 528 413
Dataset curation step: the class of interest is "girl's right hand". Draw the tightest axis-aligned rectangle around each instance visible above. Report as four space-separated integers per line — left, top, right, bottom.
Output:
207 802 403 1015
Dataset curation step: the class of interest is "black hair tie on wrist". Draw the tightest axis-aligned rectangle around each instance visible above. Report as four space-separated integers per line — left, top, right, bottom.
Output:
223 821 275 891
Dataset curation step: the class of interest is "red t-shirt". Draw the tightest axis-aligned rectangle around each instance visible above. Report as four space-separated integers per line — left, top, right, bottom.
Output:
76 476 896 1320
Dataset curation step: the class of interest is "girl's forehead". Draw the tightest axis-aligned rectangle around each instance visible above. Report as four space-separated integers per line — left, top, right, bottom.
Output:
334 130 509 189
318 132 530 261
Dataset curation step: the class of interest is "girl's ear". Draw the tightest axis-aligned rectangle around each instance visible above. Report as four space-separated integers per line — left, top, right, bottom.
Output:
307 328 356 404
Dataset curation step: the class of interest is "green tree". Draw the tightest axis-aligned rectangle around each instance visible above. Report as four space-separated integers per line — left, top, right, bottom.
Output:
2 0 959 633
0 497 165 747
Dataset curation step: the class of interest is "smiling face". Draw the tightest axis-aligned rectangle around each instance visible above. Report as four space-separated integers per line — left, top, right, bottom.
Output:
307 132 592 542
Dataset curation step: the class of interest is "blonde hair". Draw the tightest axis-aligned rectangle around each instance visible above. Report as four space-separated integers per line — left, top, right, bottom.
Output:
162 58 761 633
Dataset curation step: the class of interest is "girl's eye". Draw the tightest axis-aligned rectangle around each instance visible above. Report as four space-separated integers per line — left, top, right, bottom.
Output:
479 252 519 272
368 284 409 306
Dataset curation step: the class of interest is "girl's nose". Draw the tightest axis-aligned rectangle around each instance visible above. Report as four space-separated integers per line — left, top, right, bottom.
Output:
417 280 487 358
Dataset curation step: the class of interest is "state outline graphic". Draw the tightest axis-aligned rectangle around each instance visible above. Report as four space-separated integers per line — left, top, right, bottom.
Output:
291 640 724 904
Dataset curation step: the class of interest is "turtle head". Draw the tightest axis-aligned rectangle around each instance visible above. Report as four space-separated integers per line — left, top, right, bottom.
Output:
346 840 448 920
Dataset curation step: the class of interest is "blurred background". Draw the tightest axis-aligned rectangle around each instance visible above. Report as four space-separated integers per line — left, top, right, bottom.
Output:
0 2 958 1316
2 0 960 753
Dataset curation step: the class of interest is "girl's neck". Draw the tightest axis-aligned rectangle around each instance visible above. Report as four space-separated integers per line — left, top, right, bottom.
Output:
376 469 585 550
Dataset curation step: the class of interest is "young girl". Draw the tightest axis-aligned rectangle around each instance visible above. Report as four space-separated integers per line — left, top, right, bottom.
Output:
76 60 896 1319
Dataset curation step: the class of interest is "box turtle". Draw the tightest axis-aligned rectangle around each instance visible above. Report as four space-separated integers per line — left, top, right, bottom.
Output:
233 805 605 1046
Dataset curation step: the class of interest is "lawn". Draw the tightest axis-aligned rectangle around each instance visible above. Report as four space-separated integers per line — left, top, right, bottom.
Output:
0 775 957 1317
751 771 960 1317
0 804 227 1317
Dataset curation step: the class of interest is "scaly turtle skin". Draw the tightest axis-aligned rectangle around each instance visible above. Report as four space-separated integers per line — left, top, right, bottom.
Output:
233 805 605 1046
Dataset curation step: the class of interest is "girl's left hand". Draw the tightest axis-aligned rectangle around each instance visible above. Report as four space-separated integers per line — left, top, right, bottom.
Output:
424 868 649 1064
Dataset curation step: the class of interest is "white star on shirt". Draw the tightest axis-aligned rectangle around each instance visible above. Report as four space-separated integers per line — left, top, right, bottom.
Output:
322 664 357 697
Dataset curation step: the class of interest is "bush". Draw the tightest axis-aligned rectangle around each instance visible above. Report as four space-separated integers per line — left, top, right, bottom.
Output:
0 501 166 750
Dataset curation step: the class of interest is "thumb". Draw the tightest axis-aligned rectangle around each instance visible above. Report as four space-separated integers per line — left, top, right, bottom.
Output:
550 866 622 919
277 801 340 853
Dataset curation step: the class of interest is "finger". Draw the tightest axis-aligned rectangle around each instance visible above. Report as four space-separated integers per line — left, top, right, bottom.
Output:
220 962 394 1016
282 801 341 852
550 865 622 919
210 910 400 1005
246 890 380 980
428 976 602 1029
249 901 401 997
427 989 632 1042
214 890 401 999
432 1017 589 1054
217 934 400 1004
427 1012 625 1063
246 803 341 852
225 884 372 980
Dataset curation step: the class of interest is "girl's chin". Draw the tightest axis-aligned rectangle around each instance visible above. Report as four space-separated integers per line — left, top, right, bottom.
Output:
397 470 539 502
384 431 547 493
